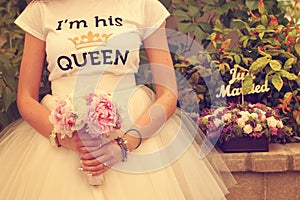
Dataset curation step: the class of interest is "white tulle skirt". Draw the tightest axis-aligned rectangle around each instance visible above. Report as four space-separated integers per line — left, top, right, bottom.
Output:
0 74 235 200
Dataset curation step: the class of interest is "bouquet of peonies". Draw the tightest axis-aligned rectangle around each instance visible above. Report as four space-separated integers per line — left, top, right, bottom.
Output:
197 102 293 144
49 91 121 185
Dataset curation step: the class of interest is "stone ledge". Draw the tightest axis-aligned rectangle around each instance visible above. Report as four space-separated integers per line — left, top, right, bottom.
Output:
221 143 300 172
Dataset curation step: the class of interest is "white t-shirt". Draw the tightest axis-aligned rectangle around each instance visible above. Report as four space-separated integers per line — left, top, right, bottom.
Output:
15 0 170 81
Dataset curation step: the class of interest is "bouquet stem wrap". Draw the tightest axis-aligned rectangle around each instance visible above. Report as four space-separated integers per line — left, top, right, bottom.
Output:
87 174 104 186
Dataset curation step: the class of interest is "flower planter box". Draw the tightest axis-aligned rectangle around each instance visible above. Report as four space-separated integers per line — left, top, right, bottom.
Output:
219 136 269 153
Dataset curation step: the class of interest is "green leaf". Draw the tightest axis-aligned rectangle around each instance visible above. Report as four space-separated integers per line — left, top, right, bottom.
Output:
239 35 249 42
246 1 258 10
242 75 253 95
193 26 208 42
231 19 246 30
243 38 249 48
215 20 223 30
215 7 227 15
256 25 266 32
188 5 200 18
172 10 191 20
288 29 297 38
279 70 298 80
258 1 266 15
284 58 296 69
295 43 300 57
3 87 14 111
198 22 212 33
271 74 283 92
261 15 268 27
202 5 215 12
259 32 264 40
178 22 196 33
269 60 282 71
234 55 241 64
249 57 269 74
234 64 249 72
187 55 198 65
282 51 296 59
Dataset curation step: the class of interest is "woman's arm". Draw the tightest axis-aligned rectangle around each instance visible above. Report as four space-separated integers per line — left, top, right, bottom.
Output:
17 33 51 137
17 33 90 152
122 22 178 151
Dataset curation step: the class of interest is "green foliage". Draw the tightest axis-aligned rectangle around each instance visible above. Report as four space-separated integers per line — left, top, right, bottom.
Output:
171 0 300 139
0 1 24 129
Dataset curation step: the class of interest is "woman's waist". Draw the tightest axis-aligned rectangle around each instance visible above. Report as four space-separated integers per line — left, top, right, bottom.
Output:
50 73 137 96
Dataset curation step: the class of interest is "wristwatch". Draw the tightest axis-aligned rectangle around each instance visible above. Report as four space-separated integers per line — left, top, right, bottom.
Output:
49 130 61 148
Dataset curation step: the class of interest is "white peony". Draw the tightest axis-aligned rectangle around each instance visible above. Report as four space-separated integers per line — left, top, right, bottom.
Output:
260 113 266 122
213 107 226 115
237 118 246 128
277 120 284 128
213 118 223 127
222 113 232 122
267 116 278 128
243 124 253 134
240 111 250 121
250 113 258 119
254 124 263 132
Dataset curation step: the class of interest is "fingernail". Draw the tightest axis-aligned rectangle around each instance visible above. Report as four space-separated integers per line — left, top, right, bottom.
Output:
87 173 93 177
78 167 84 171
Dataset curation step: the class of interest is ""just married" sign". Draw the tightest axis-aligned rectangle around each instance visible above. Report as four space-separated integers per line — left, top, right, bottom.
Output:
216 68 270 98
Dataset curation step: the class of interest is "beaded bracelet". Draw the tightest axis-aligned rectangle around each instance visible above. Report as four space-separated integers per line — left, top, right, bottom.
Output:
115 136 129 162
124 128 143 149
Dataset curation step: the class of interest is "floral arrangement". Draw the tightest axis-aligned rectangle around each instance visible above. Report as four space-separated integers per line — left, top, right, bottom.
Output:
49 91 121 185
49 92 121 139
197 102 294 144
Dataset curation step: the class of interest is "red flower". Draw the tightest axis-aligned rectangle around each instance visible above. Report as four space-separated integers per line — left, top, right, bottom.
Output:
285 36 295 46
215 34 222 41
274 37 281 43
269 16 278 27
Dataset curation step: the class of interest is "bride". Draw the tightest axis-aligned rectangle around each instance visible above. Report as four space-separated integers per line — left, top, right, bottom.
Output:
0 0 235 199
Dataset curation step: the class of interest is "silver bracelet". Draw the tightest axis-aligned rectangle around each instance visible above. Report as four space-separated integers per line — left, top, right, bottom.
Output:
124 128 142 149
115 136 129 162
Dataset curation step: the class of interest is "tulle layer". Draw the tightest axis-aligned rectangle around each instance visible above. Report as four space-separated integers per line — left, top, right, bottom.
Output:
0 85 235 200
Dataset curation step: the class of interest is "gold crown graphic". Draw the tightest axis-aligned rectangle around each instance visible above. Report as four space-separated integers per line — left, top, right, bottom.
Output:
68 31 113 50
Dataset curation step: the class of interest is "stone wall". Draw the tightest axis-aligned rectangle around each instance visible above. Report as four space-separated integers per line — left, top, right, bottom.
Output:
222 144 300 200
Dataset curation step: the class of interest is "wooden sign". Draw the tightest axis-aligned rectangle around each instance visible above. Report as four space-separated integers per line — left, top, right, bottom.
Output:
216 68 270 98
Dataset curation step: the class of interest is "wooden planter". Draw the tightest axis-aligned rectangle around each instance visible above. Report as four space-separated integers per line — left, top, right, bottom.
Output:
219 136 269 153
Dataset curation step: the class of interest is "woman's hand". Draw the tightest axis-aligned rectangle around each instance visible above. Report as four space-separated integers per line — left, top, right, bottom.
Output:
57 127 102 153
79 138 123 176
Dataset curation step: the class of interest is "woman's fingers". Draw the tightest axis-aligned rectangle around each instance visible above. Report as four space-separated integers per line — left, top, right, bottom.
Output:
81 162 109 171
79 163 109 176
80 141 123 174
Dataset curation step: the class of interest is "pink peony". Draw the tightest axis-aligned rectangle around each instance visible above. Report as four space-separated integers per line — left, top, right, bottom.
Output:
85 93 121 137
49 98 79 138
